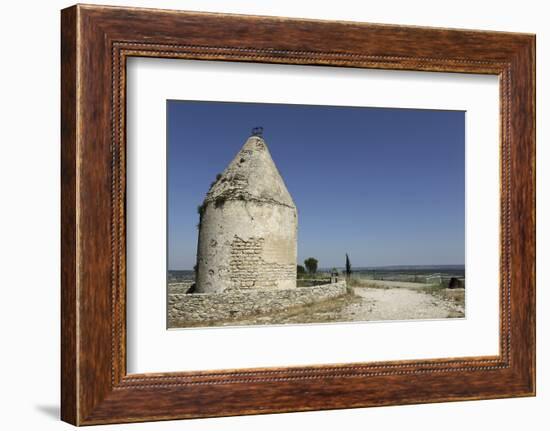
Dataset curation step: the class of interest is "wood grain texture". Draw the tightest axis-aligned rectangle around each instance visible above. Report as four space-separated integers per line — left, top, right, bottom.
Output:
60 4 536 425
60 5 78 425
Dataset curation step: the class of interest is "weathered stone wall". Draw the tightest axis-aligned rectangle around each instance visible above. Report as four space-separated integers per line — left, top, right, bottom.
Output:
196 200 297 293
229 236 295 289
167 282 194 294
168 281 347 327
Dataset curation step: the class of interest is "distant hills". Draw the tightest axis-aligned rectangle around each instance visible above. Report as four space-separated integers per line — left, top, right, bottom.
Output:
319 264 465 271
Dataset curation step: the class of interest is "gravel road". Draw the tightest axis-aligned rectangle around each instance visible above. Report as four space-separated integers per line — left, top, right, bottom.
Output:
353 287 464 321
230 286 464 326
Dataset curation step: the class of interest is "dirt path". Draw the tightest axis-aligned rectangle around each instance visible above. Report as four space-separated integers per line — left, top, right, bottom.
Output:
230 287 464 326
353 287 464 321
354 279 432 289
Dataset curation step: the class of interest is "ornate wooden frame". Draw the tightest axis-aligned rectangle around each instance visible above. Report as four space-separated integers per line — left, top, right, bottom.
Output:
61 4 535 425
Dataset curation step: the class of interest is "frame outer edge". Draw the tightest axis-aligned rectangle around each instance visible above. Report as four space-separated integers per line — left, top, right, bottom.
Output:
61 4 79 426
531 35 536 396
505 35 536 395
526 35 536 395
523 34 536 395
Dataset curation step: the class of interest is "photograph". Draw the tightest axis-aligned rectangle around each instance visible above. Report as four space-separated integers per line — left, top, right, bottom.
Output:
167 100 466 328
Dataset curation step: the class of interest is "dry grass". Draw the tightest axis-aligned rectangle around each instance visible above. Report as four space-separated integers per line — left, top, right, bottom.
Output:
417 284 465 308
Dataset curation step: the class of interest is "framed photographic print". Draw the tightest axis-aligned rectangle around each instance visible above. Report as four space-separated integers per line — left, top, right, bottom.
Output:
61 4 536 425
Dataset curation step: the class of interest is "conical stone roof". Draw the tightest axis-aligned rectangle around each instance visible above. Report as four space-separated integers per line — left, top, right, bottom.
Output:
204 134 295 209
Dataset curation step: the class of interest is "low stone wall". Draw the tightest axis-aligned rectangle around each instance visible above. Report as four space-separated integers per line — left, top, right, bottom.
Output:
168 281 348 327
167 282 194 294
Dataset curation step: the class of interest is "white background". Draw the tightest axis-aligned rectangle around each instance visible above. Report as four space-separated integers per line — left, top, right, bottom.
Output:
0 0 547 430
127 59 499 373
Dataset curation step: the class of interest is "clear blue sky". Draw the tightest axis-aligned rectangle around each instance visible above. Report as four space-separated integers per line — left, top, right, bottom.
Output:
167 100 465 270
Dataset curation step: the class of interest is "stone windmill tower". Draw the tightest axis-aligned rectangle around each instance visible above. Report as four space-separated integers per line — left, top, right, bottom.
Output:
195 128 297 293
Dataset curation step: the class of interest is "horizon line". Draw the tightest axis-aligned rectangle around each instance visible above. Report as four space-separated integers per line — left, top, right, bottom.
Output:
168 263 466 271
